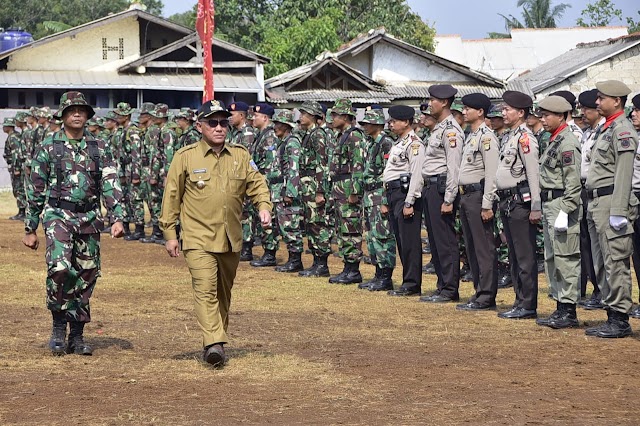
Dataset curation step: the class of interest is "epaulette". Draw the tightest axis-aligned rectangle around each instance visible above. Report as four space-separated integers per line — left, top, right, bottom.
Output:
229 143 250 153
176 143 199 154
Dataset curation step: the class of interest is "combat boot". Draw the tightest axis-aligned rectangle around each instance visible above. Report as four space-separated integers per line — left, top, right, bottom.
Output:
311 254 330 277
330 261 362 284
125 224 145 241
122 222 131 238
9 208 25 220
66 321 93 355
251 249 277 267
536 301 563 327
497 264 512 288
299 255 319 277
369 267 394 292
140 225 162 243
461 262 473 282
595 309 633 338
239 242 253 261
275 251 303 272
422 261 435 274
49 312 67 356
548 303 579 329
359 265 381 289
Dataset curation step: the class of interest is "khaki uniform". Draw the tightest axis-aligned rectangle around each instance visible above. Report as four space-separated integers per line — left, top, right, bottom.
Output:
586 113 639 314
457 123 499 306
160 140 272 346
539 125 582 304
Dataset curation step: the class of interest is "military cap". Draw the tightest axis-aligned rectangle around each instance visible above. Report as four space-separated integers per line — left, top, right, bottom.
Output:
39 106 53 119
502 91 533 110
369 104 384 110
596 80 632 97
150 103 169 119
2 117 16 127
325 108 333 124
272 109 296 127
320 104 328 115
413 109 422 123
139 102 156 115
419 102 430 112
254 102 275 118
487 105 503 119
461 93 492 115
421 105 435 117
578 89 598 109
298 101 324 117
114 102 134 116
14 112 28 123
550 90 576 107
538 96 573 113
332 98 356 116
572 108 583 118
633 94 640 109
28 106 38 117
53 91 95 119
388 105 414 121
530 103 543 118
359 108 386 125
197 100 231 120
52 118 63 126
86 118 98 126
428 84 458 100
95 117 106 128
176 109 195 121
105 111 118 121
228 101 250 113
450 99 464 114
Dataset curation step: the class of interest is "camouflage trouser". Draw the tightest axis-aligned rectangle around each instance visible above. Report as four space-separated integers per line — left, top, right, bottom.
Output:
303 196 332 256
536 223 545 261
364 201 396 269
277 201 304 253
45 221 100 323
454 212 467 261
241 199 255 243
10 170 26 209
144 181 163 225
495 210 509 265
125 181 145 225
258 200 279 251
333 186 363 263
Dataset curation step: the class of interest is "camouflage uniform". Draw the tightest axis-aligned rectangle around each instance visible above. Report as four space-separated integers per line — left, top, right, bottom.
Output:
230 122 258 248
176 110 201 148
3 118 27 216
143 119 162 225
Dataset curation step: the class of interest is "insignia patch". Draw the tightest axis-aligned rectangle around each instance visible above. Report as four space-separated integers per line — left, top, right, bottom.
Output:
384 153 390 159
193 168 207 174
561 151 574 166
249 160 259 171
620 138 631 149
482 139 491 151
411 142 421 156
446 132 457 138
449 137 457 148
619 131 631 137
519 134 530 154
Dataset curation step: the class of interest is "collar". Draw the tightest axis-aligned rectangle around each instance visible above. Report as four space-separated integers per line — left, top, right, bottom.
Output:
603 111 625 130
550 123 568 141
199 139 230 156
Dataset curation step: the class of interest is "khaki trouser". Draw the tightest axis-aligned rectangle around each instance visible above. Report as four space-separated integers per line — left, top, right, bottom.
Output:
184 249 240 347
542 198 581 304
587 194 638 313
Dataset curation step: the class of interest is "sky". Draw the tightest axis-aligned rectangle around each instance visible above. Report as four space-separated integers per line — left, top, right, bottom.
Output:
161 0 639 39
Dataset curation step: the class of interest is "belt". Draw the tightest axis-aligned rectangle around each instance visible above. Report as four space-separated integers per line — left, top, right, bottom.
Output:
540 189 564 202
48 198 98 213
384 179 403 190
269 177 284 184
586 185 614 200
300 170 315 177
496 187 518 199
365 182 383 191
459 182 482 195
333 174 352 182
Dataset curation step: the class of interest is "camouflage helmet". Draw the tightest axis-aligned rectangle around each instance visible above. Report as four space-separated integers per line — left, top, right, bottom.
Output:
105 110 119 121
86 118 98 126
298 101 324 117
176 107 195 121
421 105 435 117
487 104 503 119
450 99 464 114
14 112 28 123
325 108 333 124
38 106 53 119
247 106 255 121
2 117 16 127
53 91 95 119
51 118 63 126
272 109 296 128
151 103 170 119
530 102 543 118
359 107 386 125
139 102 156 115
95 117 106 128
571 108 583 118
414 109 422 124
114 102 134 116
28 106 38 117
332 98 356 116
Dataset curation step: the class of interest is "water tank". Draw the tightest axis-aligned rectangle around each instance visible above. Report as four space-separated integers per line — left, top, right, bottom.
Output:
0 28 33 53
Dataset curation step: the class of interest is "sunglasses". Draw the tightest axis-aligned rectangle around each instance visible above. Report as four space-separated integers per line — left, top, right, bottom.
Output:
202 119 229 128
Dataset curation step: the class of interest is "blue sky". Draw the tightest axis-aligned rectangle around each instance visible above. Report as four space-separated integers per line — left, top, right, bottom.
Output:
162 0 639 39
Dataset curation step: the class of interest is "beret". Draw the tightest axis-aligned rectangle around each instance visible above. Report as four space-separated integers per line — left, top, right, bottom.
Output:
550 90 576 107
254 102 275 117
578 89 598 109
388 105 415 121
538 96 573 114
633 94 640 110
428 84 458 99
228 101 249 112
502 90 533 109
369 104 384 110
596 80 632 97
461 93 491 115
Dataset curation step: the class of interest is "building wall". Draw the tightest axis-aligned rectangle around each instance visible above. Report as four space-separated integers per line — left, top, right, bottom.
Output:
8 17 140 72
341 48 372 77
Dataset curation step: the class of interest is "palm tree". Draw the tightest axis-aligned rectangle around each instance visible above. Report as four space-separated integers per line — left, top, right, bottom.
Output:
499 0 571 32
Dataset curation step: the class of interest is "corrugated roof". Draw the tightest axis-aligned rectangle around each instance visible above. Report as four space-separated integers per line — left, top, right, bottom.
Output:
0 70 261 92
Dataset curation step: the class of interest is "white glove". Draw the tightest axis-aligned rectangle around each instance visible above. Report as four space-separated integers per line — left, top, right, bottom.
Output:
610 215 629 231
554 210 568 232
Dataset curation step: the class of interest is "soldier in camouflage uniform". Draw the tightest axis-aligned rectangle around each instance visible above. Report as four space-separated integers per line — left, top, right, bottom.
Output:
32 107 51 150
176 109 201 148
22 91 124 356
328 98 366 284
140 104 165 243
357 108 396 291
21 109 37 175
249 103 280 267
134 102 155 230
3 117 26 219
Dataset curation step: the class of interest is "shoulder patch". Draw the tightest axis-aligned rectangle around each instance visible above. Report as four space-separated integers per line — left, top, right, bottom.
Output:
411 142 421 156
619 138 633 150
482 137 491 151
447 132 458 148
519 134 530 154
561 151 574 166
249 159 259 171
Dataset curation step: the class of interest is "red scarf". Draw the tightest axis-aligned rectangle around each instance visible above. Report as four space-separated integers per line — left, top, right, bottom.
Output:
550 123 567 141
602 111 624 130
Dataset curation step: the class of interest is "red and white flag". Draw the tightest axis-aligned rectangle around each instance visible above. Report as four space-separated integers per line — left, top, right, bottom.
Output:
196 0 215 102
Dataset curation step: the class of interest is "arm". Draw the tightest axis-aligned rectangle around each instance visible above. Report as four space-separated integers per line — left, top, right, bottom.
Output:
610 128 639 217
101 142 125 223
159 153 186 241
405 139 426 205
558 138 582 215
349 131 365 197
24 144 50 232
481 133 499 210
245 151 273 214
314 129 328 194
285 138 302 200
130 129 142 181
443 127 464 204
520 131 541 211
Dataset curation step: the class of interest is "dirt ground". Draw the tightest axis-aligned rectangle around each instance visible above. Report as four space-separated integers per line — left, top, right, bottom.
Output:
1 191 639 425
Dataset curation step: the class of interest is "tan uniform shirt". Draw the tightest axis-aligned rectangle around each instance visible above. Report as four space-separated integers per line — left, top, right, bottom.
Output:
159 140 272 252
581 117 605 180
383 130 425 205
422 114 464 203
458 123 499 210
496 123 541 211
586 113 638 217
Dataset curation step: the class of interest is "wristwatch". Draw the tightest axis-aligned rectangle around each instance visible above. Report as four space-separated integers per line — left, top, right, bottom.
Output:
404 202 413 208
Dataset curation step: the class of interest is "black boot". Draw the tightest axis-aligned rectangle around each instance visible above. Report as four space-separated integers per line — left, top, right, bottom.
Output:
310 254 330 277
536 301 563 327
251 249 277 267
125 224 145 241
122 222 131 237
330 261 362 284
9 208 25 220
497 263 512 288
141 225 162 243
369 267 394 291
239 242 253 261
49 312 67 356
359 265 381 289
275 251 304 272
299 255 319 277
66 321 93 355
461 262 473 282
548 303 579 329
422 261 435 274
595 309 633 338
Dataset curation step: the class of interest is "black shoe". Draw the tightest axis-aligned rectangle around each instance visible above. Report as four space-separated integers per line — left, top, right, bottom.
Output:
630 305 640 319
388 287 420 296
203 343 226 367
461 269 473 283
595 310 633 338
420 294 459 303
422 243 431 254
363 256 373 265
140 225 163 244
125 224 146 241
329 262 362 284
9 208 26 220
580 295 604 310
498 307 537 319
497 266 512 289
122 222 131 238
585 323 607 336
49 313 67 356
66 321 93 355
456 301 496 311
537 259 545 274
302 255 330 277
275 251 303 272
239 242 253 261
251 249 277 267
418 290 442 302
422 262 435 274
369 268 393 292
359 265 381 290
548 304 579 329
536 301 563 327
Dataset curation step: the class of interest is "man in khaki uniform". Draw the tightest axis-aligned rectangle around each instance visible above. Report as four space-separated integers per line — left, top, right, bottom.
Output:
456 93 499 311
534 96 583 329
585 80 639 338
160 100 272 366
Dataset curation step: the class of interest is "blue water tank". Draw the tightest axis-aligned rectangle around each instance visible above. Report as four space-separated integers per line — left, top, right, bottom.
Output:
0 28 33 53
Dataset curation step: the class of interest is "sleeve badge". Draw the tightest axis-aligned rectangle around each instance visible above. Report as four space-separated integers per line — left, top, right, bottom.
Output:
561 151 574 166
519 134 530 154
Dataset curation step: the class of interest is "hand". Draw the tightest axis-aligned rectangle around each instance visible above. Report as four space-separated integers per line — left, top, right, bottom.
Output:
348 194 359 205
554 210 569 232
165 239 180 257
111 221 124 238
163 177 167 187
284 196 293 206
610 215 629 231
441 202 453 215
529 210 542 224
132 178 140 185
22 232 39 250
150 179 157 186
381 204 389 216
481 208 494 222
315 193 326 206
403 206 414 219
259 210 272 227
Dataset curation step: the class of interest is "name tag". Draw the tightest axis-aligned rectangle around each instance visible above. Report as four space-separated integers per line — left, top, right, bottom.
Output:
193 168 207 174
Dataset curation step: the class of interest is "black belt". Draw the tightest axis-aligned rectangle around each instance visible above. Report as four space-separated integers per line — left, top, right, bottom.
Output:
459 182 482 195
365 182 383 191
48 198 98 213
540 189 564 202
384 179 403 190
300 170 315 177
586 185 614 200
496 187 518 199
332 174 352 182
269 177 284 184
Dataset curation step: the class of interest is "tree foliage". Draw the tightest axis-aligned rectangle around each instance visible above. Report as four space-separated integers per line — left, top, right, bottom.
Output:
499 0 571 32
577 0 623 27
628 11 640 33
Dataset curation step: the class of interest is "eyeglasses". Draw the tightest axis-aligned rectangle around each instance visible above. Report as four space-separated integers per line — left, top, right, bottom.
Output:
202 119 229 128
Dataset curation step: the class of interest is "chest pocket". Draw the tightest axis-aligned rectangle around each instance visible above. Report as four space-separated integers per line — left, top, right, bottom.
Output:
542 149 558 168
501 147 517 165
391 145 408 165
229 169 247 194
188 171 212 198
594 143 611 166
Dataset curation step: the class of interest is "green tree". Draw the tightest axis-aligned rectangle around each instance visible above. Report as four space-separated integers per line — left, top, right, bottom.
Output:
499 0 571 32
577 0 623 27
628 11 640 33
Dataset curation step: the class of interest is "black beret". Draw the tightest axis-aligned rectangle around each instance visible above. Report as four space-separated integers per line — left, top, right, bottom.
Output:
228 101 249 112
578 89 598 109
388 105 414 121
461 93 491 115
502 90 533 110
632 94 640 110
254 102 275 117
550 90 576 107
369 104 384 110
320 104 328 114
428 84 458 99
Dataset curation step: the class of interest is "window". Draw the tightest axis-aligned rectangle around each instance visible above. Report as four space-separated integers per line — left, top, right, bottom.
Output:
89 94 97 106
17 91 25 106
53 92 61 104
36 92 44 105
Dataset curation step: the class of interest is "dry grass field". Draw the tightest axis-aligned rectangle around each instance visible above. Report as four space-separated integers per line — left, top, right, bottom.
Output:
1 191 639 425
